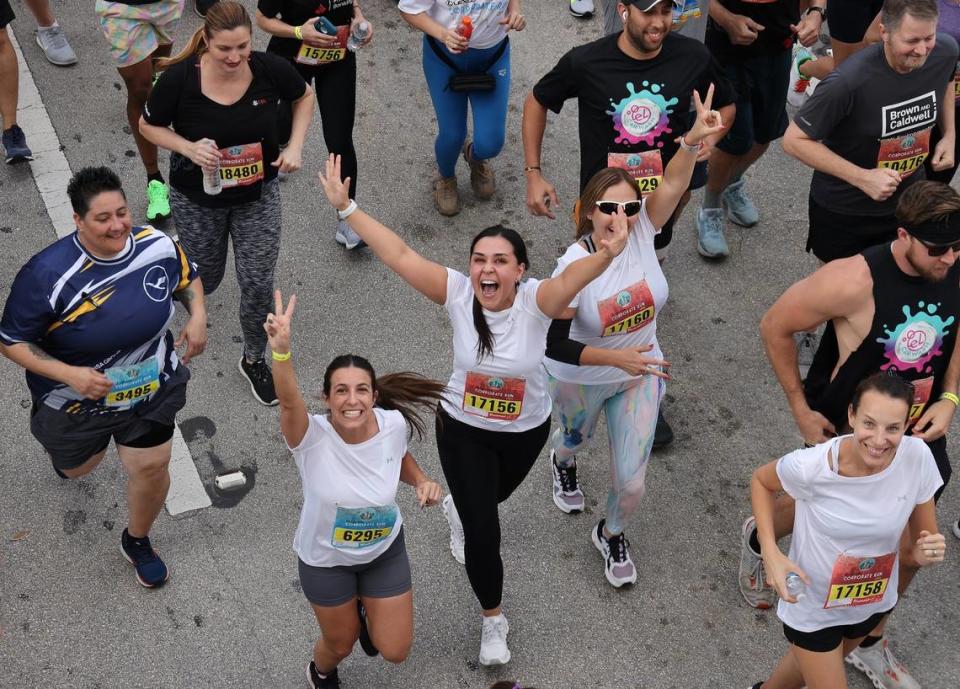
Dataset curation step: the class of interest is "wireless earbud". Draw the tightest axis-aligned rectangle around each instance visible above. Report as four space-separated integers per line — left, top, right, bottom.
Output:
622 11 628 20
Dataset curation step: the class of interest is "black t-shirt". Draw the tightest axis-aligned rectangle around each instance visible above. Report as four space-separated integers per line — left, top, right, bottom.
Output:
258 0 355 60
143 52 307 208
533 33 734 193
795 36 959 216
705 0 799 60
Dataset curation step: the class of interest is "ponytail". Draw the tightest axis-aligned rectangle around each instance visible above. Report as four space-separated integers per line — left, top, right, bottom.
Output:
473 297 495 361
156 0 253 71
323 355 446 440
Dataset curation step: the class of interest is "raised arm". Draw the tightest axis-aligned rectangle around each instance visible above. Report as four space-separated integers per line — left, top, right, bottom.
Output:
264 290 309 447
318 154 448 304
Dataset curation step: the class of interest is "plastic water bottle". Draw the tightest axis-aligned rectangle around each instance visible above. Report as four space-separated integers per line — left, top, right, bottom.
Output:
456 16 473 40
200 139 221 196
347 21 370 52
785 572 806 602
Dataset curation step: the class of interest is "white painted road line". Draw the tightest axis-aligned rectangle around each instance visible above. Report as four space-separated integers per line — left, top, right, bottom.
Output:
12 32 212 516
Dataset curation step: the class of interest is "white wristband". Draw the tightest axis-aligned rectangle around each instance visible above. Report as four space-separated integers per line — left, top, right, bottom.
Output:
679 135 702 153
337 199 358 220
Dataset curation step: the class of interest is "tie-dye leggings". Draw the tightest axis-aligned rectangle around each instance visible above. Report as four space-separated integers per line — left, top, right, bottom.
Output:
548 374 663 535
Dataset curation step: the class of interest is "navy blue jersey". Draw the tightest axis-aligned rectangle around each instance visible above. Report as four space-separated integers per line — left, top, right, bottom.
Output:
0 227 197 413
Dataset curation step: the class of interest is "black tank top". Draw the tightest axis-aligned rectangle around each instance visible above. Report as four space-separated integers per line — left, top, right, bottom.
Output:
804 243 960 430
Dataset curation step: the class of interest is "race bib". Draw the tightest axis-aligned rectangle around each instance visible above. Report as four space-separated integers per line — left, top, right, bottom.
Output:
104 358 160 408
877 128 931 177
597 280 656 337
331 505 398 549
824 553 896 609
462 372 526 421
608 151 663 198
218 143 264 188
908 376 934 425
296 26 349 65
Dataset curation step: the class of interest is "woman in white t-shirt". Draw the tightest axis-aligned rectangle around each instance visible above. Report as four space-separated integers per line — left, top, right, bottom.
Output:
749 373 946 689
543 86 725 588
399 0 525 216
317 152 628 666
264 291 446 689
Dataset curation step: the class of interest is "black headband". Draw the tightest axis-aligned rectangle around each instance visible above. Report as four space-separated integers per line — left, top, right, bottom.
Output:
902 213 960 245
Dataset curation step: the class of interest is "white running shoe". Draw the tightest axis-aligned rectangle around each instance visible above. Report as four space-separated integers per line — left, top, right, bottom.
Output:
478 614 511 666
551 450 585 513
846 639 921 689
787 44 815 109
569 0 594 17
442 494 466 565
952 517 960 539
591 519 637 587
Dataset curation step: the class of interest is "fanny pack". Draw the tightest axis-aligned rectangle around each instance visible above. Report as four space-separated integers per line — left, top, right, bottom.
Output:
427 36 508 93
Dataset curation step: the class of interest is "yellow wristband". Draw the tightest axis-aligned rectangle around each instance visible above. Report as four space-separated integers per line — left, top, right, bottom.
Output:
293 25 303 40
272 350 292 362
940 391 960 406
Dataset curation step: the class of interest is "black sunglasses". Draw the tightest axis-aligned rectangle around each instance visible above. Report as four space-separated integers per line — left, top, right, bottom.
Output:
595 200 642 216
918 238 960 256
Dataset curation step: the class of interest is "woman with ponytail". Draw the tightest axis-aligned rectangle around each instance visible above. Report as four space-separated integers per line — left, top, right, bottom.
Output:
264 290 445 689
139 0 314 408
318 153 629 667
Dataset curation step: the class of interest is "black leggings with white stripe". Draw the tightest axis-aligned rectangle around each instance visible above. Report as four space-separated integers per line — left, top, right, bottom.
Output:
170 179 281 361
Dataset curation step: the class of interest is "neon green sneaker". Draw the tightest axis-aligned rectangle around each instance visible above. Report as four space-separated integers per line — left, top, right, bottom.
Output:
146 180 171 221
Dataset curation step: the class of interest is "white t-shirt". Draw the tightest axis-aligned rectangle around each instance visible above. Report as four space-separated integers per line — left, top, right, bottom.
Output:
398 0 510 50
441 268 553 432
289 408 407 568
545 203 668 385
776 435 943 632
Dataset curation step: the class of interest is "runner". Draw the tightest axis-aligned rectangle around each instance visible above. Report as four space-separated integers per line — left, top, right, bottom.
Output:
748 373 945 689
0 0 32 164
0 166 207 587
543 87 723 587
140 0 314 407
318 152 629 665
696 0 819 257
783 0 957 263
523 0 734 446
264 290 445 689
256 0 374 250
747 180 960 688
399 0 525 216
94 0 185 223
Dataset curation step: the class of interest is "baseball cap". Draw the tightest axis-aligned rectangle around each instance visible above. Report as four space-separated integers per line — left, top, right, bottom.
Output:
622 0 680 10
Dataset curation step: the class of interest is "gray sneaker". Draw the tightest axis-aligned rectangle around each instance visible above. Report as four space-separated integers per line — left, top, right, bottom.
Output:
846 639 921 689
36 25 78 66
738 516 777 609
696 206 729 259
551 450 584 513
335 220 365 250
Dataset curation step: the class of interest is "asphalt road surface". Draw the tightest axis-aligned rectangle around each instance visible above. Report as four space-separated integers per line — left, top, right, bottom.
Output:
1 2 958 688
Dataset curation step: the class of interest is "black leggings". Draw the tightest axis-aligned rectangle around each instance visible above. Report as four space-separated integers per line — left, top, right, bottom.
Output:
436 406 550 610
278 53 358 198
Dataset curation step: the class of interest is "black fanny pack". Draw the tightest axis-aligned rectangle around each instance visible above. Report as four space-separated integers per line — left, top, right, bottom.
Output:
427 36 508 93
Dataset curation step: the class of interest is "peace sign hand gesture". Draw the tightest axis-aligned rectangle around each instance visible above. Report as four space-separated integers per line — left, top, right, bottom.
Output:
685 84 725 146
264 289 297 355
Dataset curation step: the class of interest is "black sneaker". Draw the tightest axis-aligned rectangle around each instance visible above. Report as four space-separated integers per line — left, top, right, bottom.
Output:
195 0 219 17
357 599 379 656
652 410 674 449
2 125 33 164
306 661 340 689
238 357 279 406
120 528 169 588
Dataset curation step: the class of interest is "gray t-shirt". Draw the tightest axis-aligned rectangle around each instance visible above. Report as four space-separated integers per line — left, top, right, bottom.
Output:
795 35 959 216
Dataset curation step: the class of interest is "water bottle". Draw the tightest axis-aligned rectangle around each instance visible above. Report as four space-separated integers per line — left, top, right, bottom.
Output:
347 21 370 52
456 16 473 41
785 572 806 602
200 139 222 196
315 16 337 36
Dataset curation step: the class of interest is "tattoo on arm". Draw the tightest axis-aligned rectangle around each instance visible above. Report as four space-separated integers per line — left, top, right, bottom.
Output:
28 343 53 360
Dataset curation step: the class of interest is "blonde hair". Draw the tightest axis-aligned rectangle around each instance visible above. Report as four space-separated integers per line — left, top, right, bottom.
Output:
575 167 640 239
157 0 253 70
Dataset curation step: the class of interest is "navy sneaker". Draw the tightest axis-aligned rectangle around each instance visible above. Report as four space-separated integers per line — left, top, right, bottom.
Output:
357 600 379 656
3 125 33 164
306 661 340 689
120 528 169 588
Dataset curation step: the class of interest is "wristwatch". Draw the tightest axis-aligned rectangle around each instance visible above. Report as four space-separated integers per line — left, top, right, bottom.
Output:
337 199 358 220
804 6 825 19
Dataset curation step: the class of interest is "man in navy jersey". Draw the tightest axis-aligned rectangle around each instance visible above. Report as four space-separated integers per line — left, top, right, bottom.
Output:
0 167 207 588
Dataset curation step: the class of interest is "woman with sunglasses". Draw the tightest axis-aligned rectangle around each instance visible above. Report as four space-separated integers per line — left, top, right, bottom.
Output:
543 85 724 587
317 151 629 665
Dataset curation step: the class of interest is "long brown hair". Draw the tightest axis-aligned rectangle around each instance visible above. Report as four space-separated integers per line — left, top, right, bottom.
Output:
575 167 639 239
157 0 253 70
323 355 447 440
